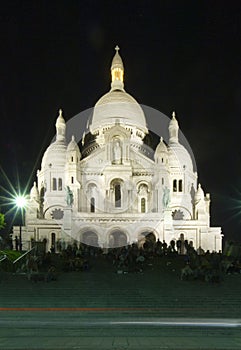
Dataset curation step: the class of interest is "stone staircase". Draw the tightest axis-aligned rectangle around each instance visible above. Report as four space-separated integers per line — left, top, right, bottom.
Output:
0 255 241 349
0 255 241 318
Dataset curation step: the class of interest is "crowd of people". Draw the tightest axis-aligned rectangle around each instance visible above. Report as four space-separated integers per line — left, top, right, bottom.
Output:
179 241 241 282
2 237 241 283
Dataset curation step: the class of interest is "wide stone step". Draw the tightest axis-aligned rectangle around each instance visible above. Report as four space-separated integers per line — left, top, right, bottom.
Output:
1 269 241 318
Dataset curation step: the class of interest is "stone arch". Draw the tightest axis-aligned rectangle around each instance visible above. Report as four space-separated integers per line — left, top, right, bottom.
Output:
105 124 130 143
108 177 124 189
45 230 59 252
110 178 124 209
86 182 98 212
86 182 98 196
80 228 99 247
137 182 150 213
171 206 192 220
137 228 158 247
136 180 151 191
104 125 131 164
86 180 99 189
108 228 129 248
44 205 64 219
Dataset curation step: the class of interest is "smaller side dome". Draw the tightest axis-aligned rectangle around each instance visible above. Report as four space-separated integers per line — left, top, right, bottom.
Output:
168 142 194 172
41 109 67 169
66 135 81 162
155 137 168 154
67 136 81 153
30 182 39 202
41 141 67 169
154 137 168 163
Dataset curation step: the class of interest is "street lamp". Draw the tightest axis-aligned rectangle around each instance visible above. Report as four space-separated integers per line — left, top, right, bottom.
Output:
14 195 27 251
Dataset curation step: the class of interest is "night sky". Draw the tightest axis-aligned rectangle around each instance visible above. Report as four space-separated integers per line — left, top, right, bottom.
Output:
0 1 241 241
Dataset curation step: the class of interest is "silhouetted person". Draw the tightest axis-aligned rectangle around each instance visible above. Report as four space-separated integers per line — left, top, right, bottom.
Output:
15 236 19 251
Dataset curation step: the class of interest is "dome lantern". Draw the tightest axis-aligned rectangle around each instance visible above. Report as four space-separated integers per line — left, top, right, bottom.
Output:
90 47 147 135
111 46 124 91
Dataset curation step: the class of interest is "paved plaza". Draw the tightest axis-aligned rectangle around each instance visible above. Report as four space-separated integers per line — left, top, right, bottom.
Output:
0 256 241 349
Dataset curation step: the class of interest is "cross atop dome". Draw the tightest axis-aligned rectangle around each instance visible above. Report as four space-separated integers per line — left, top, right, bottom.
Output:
111 45 124 91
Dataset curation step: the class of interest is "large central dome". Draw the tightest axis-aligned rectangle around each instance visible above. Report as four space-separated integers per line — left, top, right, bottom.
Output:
89 47 147 134
90 89 147 133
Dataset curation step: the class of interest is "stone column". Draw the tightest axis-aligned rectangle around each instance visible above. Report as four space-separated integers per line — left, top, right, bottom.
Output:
63 207 72 238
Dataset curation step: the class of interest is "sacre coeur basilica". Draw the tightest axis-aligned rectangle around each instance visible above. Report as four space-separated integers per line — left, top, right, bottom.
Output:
14 47 222 252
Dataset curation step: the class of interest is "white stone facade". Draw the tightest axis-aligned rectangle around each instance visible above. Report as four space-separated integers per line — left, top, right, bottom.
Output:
14 47 222 252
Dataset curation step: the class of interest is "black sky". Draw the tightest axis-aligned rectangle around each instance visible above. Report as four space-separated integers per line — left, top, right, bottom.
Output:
0 0 241 241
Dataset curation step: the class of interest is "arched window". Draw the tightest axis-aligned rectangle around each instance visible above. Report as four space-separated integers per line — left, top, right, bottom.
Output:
58 178 62 191
109 230 127 248
178 180 183 192
82 231 98 246
52 178 57 191
71 176 74 184
173 179 177 192
115 183 121 207
51 232 56 251
141 198 146 213
71 156 74 162
90 197 95 212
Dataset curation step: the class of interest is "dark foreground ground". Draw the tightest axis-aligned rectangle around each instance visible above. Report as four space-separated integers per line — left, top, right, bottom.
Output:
0 255 241 349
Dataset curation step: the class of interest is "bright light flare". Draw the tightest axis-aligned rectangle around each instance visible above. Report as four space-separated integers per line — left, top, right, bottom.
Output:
14 196 27 209
0 166 31 227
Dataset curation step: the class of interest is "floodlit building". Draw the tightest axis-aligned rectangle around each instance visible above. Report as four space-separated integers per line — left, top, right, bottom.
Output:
14 47 222 252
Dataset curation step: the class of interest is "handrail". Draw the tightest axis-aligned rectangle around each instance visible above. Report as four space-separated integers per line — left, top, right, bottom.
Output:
13 247 36 264
0 255 7 263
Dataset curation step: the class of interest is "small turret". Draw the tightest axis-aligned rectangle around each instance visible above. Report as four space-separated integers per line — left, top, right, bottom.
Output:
30 182 39 202
194 183 204 204
168 111 179 144
55 109 66 142
67 135 81 163
154 137 168 164
194 183 209 221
